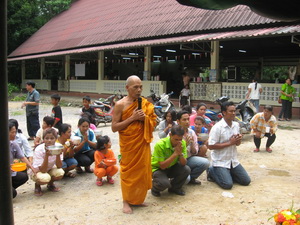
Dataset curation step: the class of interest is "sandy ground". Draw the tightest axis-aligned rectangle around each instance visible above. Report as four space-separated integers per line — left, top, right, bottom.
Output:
8 97 300 225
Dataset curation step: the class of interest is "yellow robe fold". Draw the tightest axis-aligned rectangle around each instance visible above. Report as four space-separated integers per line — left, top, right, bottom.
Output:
119 97 156 205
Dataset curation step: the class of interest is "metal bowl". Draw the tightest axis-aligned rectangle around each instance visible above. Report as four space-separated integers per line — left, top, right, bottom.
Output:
46 144 64 155
70 136 81 145
198 133 209 141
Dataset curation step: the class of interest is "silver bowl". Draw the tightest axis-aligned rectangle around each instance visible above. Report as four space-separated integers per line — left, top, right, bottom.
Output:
46 144 64 155
70 136 81 145
198 133 209 141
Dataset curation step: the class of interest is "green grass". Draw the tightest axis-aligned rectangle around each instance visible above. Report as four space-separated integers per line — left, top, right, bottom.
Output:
10 111 24 116
11 95 27 101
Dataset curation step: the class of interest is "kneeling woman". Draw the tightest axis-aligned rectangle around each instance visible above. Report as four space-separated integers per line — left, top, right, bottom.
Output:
30 128 64 196
73 118 97 173
57 123 78 178
9 122 35 198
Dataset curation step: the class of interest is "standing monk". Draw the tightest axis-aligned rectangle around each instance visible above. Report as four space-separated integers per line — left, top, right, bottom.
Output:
112 75 157 214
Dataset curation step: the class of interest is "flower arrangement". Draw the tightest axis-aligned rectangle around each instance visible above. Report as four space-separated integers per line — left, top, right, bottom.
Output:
270 206 300 225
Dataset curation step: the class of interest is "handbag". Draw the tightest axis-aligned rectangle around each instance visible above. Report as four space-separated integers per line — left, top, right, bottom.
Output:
278 96 282 104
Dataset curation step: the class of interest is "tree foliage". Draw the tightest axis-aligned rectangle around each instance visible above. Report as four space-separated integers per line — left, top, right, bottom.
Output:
8 0 74 54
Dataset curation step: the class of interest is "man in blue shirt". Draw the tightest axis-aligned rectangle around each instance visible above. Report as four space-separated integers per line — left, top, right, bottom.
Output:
21 81 40 140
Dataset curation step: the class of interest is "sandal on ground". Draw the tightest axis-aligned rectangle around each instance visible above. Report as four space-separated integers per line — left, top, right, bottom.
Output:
85 166 94 173
75 166 84 174
47 184 60 192
278 118 284 121
253 148 260 152
107 176 115 184
286 118 291 121
34 185 43 196
64 171 76 178
96 179 103 186
266 148 272 153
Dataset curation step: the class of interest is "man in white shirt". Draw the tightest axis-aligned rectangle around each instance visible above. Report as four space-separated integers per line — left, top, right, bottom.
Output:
246 78 262 113
208 101 251 189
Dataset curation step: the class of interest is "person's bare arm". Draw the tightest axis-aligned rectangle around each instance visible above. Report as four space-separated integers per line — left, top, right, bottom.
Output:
246 88 251 99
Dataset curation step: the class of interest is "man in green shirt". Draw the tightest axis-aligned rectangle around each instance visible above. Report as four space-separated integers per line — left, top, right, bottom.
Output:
151 125 191 197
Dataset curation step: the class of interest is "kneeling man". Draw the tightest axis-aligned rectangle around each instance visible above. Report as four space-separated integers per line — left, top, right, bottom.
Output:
208 101 251 189
151 125 191 197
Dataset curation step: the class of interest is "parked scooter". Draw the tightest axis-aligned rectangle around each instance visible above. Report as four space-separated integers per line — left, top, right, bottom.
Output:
205 95 256 133
91 90 124 126
149 90 175 121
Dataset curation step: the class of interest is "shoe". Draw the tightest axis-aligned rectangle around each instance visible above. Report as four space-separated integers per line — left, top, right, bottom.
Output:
107 176 115 184
96 179 103 186
278 118 284 121
189 178 201 185
151 189 161 197
266 148 272 153
253 148 260 152
286 118 291 121
168 188 185 196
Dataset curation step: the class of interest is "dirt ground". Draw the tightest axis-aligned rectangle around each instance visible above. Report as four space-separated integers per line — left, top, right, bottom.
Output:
8 98 300 225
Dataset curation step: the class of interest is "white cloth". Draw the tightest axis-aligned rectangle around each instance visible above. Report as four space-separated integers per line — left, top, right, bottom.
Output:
208 118 240 169
248 82 262 100
31 143 63 173
15 132 33 157
181 88 190 97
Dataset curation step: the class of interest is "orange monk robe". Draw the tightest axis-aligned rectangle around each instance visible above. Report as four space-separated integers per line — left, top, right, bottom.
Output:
119 97 157 205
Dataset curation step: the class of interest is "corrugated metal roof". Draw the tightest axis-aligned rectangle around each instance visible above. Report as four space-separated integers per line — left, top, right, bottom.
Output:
8 0 280 58
9 24 300 61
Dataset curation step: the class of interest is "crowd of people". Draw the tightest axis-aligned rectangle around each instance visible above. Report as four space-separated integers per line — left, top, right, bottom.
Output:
9 76 282 214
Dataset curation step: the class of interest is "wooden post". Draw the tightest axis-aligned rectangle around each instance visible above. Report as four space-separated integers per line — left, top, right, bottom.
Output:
0 0 15 223
210 41 220 81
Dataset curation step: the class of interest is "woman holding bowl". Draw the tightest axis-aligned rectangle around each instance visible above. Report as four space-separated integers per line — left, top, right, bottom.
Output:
73 118 97 173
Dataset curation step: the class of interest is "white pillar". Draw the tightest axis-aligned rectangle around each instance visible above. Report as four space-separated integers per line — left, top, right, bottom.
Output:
98 51 104 80
210 41 220 81
65 55 70 80
40 58 45 79
144 46 151 80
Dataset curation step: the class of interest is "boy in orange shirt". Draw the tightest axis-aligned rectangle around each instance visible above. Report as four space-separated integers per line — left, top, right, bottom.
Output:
94 135 118 186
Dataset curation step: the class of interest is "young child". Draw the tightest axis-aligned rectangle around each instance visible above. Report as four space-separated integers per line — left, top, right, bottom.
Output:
81 96 96 125
34 116 58 147
94 135 118 186
51 94 63 129
30 128 65 196
180 84 190 108
191 116 209 157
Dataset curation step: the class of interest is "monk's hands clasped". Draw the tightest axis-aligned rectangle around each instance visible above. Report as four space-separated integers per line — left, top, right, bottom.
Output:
132 109 145 121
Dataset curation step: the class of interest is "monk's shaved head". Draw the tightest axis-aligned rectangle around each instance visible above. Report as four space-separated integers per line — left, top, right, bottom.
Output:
126 75 141 86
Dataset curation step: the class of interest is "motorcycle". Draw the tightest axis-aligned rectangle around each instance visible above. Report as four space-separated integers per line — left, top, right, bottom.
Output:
205 95 256 134
149 90 176 122
91 90 124 126
235 99 256 134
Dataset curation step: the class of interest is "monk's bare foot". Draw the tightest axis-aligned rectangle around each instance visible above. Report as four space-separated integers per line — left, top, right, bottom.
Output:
133 202 148 207
123 201 133 214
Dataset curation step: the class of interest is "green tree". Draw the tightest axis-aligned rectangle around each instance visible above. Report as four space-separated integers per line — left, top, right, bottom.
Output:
8 0 74 54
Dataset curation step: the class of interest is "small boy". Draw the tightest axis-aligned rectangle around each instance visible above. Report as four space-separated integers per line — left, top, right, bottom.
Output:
51 94 63 129
34 116 58 147
81 96 96 125
190 116 209 157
